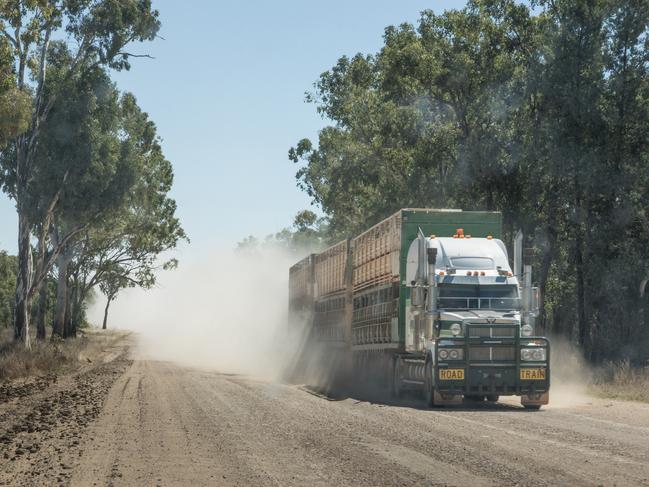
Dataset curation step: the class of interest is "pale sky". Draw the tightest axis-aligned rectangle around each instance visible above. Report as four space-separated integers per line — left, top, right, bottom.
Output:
0 0 464 253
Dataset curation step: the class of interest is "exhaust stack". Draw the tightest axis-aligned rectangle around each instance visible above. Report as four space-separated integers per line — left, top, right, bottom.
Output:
425 237 438 341
514 229 523 282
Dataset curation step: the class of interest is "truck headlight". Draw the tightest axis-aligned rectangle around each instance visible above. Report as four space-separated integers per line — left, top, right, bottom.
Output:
521 348 546 361
439 348 464 361
521 324 533 337
450 323 462 336
532 348 545 361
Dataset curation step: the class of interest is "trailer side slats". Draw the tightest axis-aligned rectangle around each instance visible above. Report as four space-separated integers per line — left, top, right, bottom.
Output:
315 240 348 298
352 212 401 292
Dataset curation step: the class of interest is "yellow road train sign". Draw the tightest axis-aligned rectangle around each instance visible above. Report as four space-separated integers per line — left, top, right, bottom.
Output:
520 368 546 380
440 369 465 380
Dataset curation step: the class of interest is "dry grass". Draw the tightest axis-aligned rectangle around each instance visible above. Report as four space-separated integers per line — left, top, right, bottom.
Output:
590 360 649 403
0 327 125 382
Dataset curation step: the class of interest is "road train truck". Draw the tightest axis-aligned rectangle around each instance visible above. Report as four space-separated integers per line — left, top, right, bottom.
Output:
288 209 550 409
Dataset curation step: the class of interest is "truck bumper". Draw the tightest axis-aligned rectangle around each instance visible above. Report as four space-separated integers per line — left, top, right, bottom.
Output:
434 364 550 396
434 332 551 399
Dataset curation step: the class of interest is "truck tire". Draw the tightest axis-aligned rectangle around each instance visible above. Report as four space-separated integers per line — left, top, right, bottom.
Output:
486 394 499 402
423 360 434 407
523 404 541 410
465 395 485 402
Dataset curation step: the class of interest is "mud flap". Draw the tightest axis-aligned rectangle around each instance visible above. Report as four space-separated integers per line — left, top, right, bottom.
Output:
521 392 549 407
433 390 462 406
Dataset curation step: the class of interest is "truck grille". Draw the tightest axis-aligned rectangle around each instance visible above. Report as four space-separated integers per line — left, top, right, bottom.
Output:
469 326 517 338
468 346 516 362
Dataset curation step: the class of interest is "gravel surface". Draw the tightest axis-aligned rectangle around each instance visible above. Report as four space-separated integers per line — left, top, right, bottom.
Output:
1 339 649 486
0 337 131 486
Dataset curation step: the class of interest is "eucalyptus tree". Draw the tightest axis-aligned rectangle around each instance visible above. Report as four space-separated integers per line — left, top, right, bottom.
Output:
290 0 649 361
290 1 539 238
0 0 160 348
62 94 186 335
524 0 649 358
29 48 150 338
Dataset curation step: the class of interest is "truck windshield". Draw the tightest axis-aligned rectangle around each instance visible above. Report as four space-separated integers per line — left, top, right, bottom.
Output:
438 284 520 310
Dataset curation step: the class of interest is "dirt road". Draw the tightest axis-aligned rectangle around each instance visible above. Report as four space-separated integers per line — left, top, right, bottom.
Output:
2 342 649 487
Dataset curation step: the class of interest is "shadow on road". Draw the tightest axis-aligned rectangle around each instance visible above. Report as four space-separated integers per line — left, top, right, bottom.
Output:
299 383 540 413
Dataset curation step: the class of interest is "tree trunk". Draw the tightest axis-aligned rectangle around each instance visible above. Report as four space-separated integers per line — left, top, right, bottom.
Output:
641 273 649 333
573 175 590 358
63 283 72 338
66 285 77 338
538 227 557 336
575 228 588 353
102 295 114 330
36 282 47 340
52 251 70 338
14 212 33 349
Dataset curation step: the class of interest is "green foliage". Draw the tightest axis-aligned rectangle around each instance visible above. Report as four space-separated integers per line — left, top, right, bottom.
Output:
0 251 16 328
0 37 30 147
237 210 328 255
67 95 187 321
290 0 649 362
26 45 134 225
290 1 541 239
0 0 162 346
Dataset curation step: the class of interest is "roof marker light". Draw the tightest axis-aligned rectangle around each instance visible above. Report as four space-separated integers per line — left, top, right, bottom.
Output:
480 271 486 276
466 271 472 276
487 235 493 240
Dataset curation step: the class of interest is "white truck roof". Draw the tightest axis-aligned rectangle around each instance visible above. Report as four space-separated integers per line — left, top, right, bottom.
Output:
431 237 511 273
406 236 513 284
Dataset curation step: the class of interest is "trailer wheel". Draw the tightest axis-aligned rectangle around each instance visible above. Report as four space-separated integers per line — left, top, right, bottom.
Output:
486 394 499 402
523 404 541 410
423 360 434 407
464 395 485 402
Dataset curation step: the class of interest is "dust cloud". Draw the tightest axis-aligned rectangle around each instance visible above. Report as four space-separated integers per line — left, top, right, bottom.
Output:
547 336 595 408
87 244 308 381
86 247 597 406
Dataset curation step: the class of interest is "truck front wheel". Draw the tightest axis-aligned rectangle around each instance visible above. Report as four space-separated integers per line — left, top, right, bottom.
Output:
423 360 434 407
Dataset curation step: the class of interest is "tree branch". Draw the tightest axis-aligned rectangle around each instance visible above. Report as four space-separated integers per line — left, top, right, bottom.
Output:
0 28 18 48
116 52 155 59
29 208 103 299
32 23 53 131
